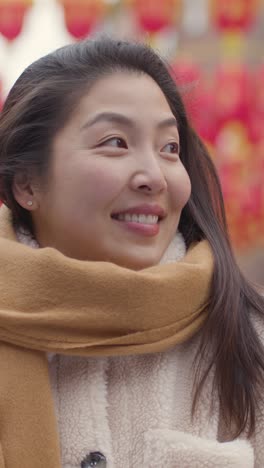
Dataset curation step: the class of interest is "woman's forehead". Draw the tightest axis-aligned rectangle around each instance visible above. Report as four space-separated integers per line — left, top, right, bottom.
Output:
73 71 176 125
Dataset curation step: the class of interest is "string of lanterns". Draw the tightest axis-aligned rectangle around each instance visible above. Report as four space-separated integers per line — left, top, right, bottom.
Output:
0 0 260 41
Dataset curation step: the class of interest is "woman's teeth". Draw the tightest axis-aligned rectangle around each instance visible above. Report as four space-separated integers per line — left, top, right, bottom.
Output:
116 213 159 224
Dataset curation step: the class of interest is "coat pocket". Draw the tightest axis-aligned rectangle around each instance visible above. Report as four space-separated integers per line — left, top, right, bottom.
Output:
143 429 254 468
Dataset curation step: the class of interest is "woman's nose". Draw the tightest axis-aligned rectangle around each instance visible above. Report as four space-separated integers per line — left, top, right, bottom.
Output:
130 154 168 195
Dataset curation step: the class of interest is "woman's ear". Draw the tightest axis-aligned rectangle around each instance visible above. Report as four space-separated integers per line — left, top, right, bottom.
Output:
12 172 36 210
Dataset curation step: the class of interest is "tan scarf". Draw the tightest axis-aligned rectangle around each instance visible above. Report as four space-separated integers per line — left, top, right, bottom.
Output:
0 204 214 468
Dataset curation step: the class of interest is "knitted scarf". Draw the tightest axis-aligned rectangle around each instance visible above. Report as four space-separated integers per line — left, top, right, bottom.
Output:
0 204 214 467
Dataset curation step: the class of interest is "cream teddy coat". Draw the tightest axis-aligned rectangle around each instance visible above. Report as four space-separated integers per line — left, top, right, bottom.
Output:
18 231 263 468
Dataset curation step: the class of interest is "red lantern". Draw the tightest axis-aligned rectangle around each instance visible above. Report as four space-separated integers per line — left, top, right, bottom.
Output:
210 0 259 32
213 64 253 128
215 118 254 249
249 65 264 143
59 0 106 40
171 62 217 144
0 0 32 41
213 64 257 249
132 0 182 33
171 61 202 126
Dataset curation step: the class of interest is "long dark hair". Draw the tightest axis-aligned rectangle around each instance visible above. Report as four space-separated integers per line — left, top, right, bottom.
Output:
0 36 263 438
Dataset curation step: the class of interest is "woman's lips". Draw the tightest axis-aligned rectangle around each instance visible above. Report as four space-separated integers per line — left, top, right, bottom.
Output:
112 218 160 237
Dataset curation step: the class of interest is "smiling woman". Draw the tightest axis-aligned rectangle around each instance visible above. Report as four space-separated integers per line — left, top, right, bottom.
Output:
21 71 190 268
0 37 263 468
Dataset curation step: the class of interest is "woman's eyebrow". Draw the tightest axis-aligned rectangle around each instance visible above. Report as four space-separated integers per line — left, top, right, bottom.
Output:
157 117 178 130
82 112 133 130
81 112 178 131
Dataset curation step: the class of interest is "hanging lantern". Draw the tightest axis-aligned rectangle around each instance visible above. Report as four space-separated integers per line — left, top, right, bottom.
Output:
215 118 254 249
171 61 217 145
0 0 33 41
171 61 202 122
249 65 264 144
213 63 253 128
59 0 107 40
210 0 259 32
131 0 182 33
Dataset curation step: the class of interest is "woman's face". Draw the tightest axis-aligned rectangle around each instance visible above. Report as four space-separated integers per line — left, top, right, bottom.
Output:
31 72 191 269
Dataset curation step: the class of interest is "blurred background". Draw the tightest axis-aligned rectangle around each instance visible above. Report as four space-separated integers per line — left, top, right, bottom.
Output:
0 0 263 284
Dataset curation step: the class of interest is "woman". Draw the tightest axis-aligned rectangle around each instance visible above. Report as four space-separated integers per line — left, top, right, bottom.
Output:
0 37 263 468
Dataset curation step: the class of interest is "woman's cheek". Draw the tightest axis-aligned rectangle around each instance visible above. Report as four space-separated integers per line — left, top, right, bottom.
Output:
84 161 126 200
171 167 191 209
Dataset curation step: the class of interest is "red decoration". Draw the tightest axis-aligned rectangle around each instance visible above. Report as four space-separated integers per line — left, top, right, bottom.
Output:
132 0 182 33
172 62 217 144
213 63 262 250
211 63 259 249
211 0 258 32
213 64 253 128
171 60 262 250
60 0 106 39
249 65 264 144
0 0 32 41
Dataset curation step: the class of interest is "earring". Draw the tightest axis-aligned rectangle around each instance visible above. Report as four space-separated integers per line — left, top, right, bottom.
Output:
27 200 33 207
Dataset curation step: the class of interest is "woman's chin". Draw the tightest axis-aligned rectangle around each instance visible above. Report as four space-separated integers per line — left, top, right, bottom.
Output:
109 253 162 271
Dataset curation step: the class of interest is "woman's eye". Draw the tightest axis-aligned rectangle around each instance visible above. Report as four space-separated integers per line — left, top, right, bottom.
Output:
99 137 128 149
161 142 179 154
